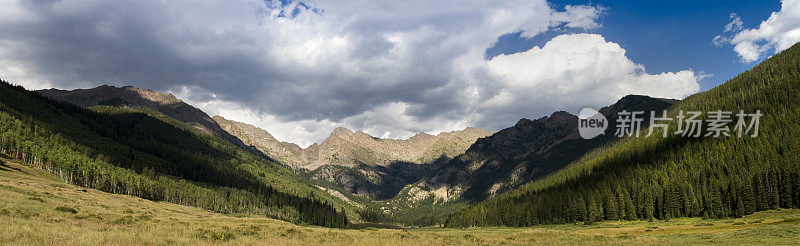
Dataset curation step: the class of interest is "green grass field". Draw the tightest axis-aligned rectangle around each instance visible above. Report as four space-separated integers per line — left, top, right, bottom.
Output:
1 156 799 245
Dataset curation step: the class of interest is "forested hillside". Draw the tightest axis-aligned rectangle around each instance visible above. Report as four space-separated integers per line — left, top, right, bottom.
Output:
0 81 349 227
445 43 800 227
37 86 272 162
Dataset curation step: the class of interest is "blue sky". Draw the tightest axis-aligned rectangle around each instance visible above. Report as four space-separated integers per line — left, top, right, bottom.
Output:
488 0 782 91
1 0 797 146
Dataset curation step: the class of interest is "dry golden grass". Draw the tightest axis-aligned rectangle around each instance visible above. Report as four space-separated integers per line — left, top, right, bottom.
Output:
1 157 799 245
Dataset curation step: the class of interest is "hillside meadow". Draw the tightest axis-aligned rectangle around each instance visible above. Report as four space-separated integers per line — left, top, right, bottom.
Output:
2 156 799 245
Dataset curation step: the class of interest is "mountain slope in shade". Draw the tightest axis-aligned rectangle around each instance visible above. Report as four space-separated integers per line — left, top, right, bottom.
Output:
36 86 254 155
394 95 677 205
213 115 493 199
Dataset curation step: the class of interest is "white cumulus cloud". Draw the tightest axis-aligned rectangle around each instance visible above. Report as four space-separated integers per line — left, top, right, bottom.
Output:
473 34 699 128
714 0 800 62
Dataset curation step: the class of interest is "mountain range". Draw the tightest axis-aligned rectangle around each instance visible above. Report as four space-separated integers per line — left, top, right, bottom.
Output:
34 82 681 223
16 43 798 228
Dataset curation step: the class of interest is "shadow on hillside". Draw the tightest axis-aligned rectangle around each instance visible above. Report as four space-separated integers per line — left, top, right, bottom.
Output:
347 222 407 230
0 159 8 171
0 155 26 174
315 155 452 200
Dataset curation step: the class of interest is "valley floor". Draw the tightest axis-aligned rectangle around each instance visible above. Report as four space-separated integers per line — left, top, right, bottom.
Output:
1 156 799 245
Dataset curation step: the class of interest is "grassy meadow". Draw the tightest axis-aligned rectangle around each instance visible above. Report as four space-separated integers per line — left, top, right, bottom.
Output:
1 156 799 245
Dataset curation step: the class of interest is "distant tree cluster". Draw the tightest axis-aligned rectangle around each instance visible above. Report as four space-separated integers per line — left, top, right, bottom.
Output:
0 80 348 228
446 43 800 228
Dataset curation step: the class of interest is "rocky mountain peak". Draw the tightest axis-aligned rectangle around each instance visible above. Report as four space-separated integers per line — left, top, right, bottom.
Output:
127 86 181 105
409 132 434 141
330 127 354 137
212 115 279 143
603 95 679 114
549 110 574 120
514 118 533 127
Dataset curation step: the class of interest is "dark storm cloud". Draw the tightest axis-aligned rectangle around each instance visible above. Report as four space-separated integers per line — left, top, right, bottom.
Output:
0 1 526 123
0 1 696 146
